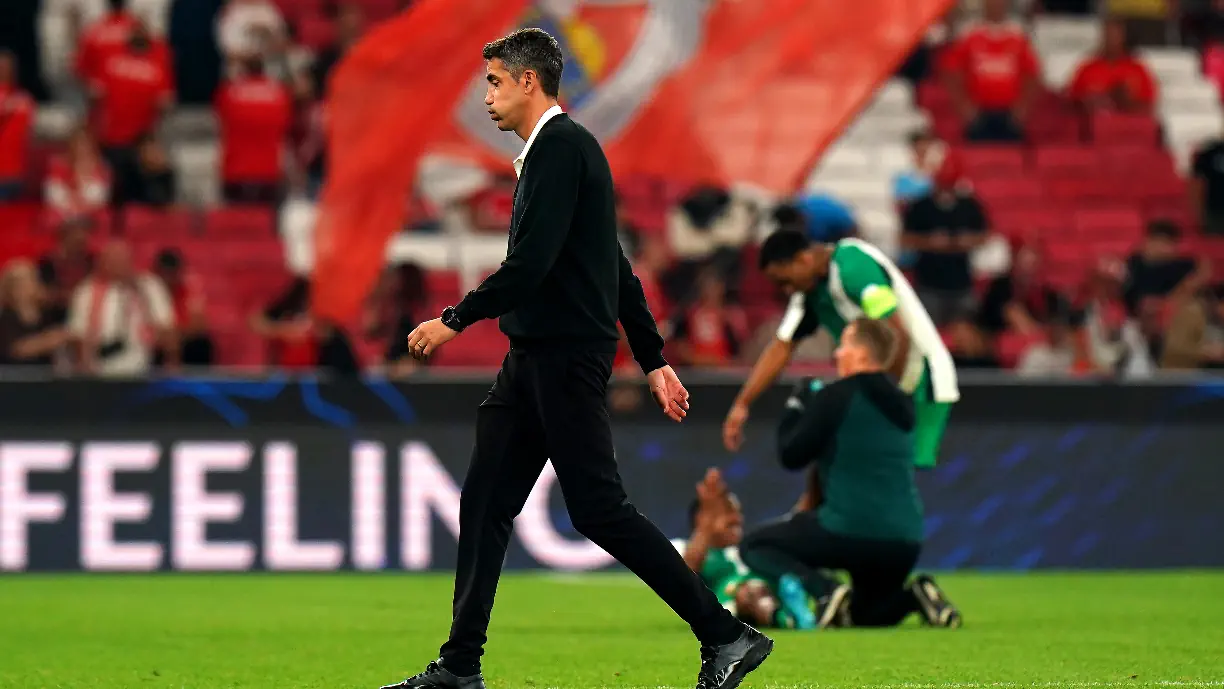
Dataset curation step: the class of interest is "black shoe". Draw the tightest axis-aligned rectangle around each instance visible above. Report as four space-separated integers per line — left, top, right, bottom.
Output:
816 584 852 629
379 661 486 689
695 626 773 689
911 574 962 628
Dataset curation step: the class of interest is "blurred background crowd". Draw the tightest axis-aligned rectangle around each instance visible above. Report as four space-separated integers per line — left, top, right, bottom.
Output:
3 0 1224 379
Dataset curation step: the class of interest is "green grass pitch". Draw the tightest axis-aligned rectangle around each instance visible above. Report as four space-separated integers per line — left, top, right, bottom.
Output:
2 572 1222 688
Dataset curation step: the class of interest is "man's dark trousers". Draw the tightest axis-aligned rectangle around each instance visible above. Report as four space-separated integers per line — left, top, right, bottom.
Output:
438 347 739 674
740 512 921 627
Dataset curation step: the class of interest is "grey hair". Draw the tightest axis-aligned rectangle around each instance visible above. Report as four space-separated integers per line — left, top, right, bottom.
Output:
482 28 564 98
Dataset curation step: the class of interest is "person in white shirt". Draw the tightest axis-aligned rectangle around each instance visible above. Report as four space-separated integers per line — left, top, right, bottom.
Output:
67 240 175 377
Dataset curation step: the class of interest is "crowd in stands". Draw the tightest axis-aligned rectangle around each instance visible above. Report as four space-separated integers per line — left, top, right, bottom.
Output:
2 0 1224 379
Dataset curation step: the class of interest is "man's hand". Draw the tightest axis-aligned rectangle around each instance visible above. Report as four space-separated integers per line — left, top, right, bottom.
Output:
696 468 728 509
646 365 689 422
406 319 459 360
723 402 749 451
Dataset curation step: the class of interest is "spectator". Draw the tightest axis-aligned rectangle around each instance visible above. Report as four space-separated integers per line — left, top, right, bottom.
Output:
1162 282 1224 369
152 249 213 366
216 55 293 206
978 242 1071 338
945 313 1000 369
1191 134 1224 236
38 218 97 324
66 240 175 377
123 133 177 207
0 260 69 369
45 127 112 225
88 19 174 203
312 3 366 91
289 68 327 198
664 185 754 303
1067 18 1156 114
0 51 34 201
1123 220 1210 314
942 0 1040 142
670 270 749 368
1015 312 1078 377
363 263 426 377
75 0 171 88
893 129 947 206
901 167 990 326
1080 257 1155 377
216 0 287 70
250 277 359 374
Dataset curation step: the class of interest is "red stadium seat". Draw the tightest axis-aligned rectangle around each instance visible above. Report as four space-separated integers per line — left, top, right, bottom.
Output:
973 177 1044 209
992 208 1070 242
961 146 1025 178
425 269 462 301
1091 112 1160 146
1033 145 1100 177
203 207 276 239
1072 207 1143 240
0 203 40 236
120 205 195 241
295 15 337 51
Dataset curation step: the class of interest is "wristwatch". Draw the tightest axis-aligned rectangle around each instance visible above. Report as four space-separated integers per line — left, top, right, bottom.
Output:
440 306 465 332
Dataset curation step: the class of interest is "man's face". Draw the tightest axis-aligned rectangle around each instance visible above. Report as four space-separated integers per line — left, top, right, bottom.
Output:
763 253 818 296
485 58 529 133
710 495 744 547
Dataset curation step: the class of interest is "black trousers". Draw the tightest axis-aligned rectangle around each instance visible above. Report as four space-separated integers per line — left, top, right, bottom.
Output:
438 348 739 673
739 512 921 627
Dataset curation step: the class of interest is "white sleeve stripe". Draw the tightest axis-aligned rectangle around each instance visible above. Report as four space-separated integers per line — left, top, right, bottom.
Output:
775 293 807 342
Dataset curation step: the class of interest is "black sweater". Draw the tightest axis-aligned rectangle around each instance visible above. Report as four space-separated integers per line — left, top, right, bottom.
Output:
451 113 667 373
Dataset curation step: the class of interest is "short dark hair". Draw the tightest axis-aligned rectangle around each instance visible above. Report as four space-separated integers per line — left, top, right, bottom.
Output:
482 28 564 99
1146 219 1180 240
107 0 127 12
848 317 898 368
758 229 811 270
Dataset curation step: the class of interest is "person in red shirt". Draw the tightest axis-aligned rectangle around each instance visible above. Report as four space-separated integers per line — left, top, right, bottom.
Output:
1067 19 1156 113
942 0 1041 142
44 127 112 226
0 51 33 201
671 270 749 368
89 19 174 203
152 249 214 367
215 56 293 205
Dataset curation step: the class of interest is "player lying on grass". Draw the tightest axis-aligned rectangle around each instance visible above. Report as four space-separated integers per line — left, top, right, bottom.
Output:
723 230 959 469
738 318 962 629
673 469 825 630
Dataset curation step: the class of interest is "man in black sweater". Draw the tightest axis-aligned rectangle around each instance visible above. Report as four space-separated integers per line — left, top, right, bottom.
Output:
393 28 770 689
739 318 962 630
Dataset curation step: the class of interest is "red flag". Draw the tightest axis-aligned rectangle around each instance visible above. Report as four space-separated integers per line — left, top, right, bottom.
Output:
603 0 954 192
311 0 530 325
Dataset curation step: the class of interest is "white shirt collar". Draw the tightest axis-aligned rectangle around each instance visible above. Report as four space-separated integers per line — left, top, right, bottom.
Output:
513 104 564 178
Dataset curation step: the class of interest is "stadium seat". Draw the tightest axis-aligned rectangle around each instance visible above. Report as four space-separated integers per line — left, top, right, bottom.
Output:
973 178 1045 209
961 146 1026 178
295 15 338 51
1090 112 1161 146
425 269 462 302
120 206 195 241
1034 145 1101 177
1072 208 1143 241
203 207 277 239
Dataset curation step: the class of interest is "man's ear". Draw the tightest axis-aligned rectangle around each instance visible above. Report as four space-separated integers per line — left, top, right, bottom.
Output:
521 68 537 94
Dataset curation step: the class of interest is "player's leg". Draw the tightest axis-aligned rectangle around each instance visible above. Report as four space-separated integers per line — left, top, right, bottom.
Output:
913 368 953 469
739 513 853 628
430 354 549 682
909 573 963 628
532 350 770 688
842 540 922 628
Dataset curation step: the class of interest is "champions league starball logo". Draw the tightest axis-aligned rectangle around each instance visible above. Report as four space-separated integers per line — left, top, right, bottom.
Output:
456 0 709 156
